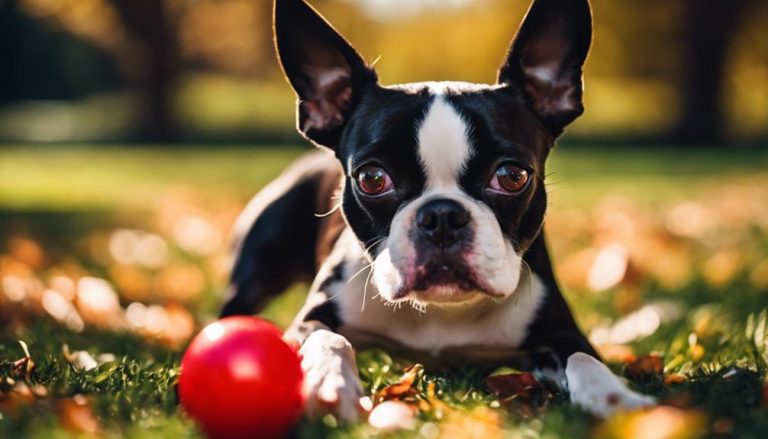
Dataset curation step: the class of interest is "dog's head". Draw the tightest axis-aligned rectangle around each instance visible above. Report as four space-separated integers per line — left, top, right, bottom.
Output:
275 0 591 305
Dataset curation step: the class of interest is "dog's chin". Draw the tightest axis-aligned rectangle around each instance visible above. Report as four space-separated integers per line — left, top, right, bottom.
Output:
387 267 509 306
409 286 490 306
371 247 523 306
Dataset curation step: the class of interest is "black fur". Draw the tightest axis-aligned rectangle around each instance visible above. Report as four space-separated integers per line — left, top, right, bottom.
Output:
224 0 596 370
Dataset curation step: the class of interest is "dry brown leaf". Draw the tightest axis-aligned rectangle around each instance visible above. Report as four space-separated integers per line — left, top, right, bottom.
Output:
663 374 687 385
486 372 552 416
374 364 423 404
624 354 664 382
58 395 100 436
8 237 46 270
486 372 542 398
0 381 36 415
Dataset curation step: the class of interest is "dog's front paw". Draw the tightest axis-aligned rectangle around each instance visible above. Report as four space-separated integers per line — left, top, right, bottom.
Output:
299 330 364 422
566 352 656 418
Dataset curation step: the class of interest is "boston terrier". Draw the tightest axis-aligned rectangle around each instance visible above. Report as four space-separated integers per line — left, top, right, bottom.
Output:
221 0 655 421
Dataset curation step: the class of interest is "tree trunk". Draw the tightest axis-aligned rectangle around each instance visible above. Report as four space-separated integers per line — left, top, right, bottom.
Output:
0 0 19 103
674 0 749 145
109 0 179 142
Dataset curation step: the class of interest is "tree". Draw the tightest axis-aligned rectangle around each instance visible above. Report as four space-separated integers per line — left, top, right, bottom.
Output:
674 0 750 145
108 0 179 141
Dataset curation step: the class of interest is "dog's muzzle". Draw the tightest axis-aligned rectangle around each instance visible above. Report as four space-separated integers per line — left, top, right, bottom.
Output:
415 198 471 248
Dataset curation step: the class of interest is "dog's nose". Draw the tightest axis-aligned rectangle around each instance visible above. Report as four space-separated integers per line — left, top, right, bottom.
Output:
416 199 471 247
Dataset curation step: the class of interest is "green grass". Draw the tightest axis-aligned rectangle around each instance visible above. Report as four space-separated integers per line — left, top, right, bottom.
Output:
1 145 768 438
0 145 765 211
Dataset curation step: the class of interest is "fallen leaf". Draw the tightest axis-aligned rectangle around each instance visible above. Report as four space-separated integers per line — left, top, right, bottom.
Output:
596 343 637 364
486 372 552 416
624 354 664 382
8 237 45 270
663 374 687 385
374 364 424 404
0 381 36 415
486 372 541 399
58 395 100 436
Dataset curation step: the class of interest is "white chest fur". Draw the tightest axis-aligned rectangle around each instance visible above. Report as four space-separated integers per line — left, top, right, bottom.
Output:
320 231 546 356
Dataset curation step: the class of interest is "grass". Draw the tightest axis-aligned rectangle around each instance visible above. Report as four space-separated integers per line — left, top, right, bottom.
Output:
1 144 768 438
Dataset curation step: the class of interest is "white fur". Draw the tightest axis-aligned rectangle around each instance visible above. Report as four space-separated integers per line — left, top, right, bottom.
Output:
417 96 473 189
335 244 545 355
565 352 656 418
300 329 363 422
372 188 523 303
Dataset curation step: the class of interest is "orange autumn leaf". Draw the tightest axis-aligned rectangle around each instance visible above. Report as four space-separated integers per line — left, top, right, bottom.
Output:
597 343 637 364
57 395 100 436
624 354 664 382
664 374 687 385
374 364 423 404
0 381 36 415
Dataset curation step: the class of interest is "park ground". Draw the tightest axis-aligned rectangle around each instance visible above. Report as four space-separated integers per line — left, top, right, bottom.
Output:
1 145 768 438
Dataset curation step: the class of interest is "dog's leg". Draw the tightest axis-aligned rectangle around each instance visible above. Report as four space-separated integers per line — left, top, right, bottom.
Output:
294 324 363 422
524 237 655 417
533 332 655 418
220 151 340 317
284 306 365 423
283 241 367 422
565 352 655 418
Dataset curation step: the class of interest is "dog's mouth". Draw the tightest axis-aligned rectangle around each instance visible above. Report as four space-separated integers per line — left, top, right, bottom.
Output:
391 255 501 303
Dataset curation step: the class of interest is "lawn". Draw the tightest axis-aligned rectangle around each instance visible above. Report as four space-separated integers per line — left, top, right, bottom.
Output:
1 145 768 438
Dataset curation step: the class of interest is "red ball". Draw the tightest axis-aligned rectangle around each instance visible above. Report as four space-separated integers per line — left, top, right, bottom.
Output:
179 317 304 438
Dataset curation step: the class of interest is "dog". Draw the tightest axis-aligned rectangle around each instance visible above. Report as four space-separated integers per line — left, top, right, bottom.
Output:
221 0 655 422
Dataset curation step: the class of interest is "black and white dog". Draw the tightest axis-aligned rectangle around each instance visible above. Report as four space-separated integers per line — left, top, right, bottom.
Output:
222 0 654 421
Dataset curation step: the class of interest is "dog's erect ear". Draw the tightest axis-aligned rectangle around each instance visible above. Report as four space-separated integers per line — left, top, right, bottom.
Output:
498 0 592 137
274 0 377 148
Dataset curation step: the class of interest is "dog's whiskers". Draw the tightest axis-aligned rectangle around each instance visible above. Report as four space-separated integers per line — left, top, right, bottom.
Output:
347 261 374 284
361 263 375 313
363 236 387 256
314 202 342 218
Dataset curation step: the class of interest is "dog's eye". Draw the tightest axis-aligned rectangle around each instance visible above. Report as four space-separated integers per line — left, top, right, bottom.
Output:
356 165 394 196
488 163 529 194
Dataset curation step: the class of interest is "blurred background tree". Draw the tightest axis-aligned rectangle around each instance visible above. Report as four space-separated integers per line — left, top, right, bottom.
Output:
0 0 766 144
675 0 751 145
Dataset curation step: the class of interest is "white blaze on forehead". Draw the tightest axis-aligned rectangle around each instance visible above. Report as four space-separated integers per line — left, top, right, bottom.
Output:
416 97 473 189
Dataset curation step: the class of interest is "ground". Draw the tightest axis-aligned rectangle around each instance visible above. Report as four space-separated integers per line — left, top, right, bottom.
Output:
1 145 767 438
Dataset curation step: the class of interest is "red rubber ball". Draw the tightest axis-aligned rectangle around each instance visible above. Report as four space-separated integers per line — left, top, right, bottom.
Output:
179 317 304 439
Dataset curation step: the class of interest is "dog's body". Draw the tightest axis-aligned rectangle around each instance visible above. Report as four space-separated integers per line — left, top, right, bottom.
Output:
222 0 654 421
